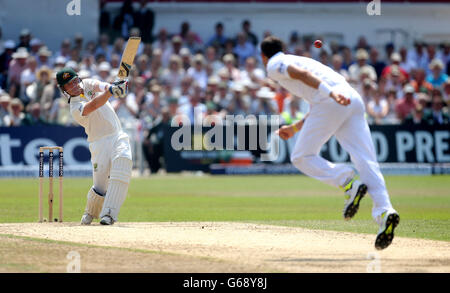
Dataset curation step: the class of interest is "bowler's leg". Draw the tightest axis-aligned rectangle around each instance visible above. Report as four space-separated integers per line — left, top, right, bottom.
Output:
334 99 394 220
290 104 355 188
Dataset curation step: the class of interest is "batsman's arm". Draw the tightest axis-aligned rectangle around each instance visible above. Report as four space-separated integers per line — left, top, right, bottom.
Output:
82 81 128 116
286 65 350 106
81 90 113 116
93 81 111 93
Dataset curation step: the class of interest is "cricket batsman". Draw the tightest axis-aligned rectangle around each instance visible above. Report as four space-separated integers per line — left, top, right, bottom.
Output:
261 36 399 250
56 67 132 225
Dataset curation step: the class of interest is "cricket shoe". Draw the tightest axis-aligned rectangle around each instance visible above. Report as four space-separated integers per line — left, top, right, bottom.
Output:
80 213 93 225
100 215 115 225
342 178 367 220
375 210 400 250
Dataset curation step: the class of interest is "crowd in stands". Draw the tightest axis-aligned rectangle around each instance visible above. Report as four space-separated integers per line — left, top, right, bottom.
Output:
1 1 449 132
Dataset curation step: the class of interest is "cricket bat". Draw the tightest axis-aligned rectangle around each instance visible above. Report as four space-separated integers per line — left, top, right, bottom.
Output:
117 37 141 79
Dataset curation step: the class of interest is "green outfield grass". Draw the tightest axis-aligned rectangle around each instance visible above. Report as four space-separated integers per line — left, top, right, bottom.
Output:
1 175 449 241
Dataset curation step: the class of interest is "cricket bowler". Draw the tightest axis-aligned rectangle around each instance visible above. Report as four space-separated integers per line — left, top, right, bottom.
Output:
261 36 399 250
56 67 132 225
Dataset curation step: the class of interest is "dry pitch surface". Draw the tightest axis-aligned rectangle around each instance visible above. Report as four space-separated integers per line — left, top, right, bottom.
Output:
1 222 449 273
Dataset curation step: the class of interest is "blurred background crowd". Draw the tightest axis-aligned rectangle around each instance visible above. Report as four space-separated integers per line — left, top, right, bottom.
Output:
1 0 449 134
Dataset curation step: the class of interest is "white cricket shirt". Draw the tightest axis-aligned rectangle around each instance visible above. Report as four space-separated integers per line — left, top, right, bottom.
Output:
69 79 122 142
266 52 348 104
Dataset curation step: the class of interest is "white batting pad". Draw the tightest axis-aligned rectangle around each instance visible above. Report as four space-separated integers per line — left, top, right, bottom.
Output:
99 157 132 221
85 187 105 219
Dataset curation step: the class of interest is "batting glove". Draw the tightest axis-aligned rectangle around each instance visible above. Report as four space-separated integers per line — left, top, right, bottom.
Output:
109 80 128 99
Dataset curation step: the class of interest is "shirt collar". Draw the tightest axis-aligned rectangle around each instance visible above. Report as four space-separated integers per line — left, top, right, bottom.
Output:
269 52 284 61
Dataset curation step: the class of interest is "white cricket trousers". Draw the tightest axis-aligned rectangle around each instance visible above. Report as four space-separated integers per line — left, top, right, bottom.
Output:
290 86 393 220
89 131 132 196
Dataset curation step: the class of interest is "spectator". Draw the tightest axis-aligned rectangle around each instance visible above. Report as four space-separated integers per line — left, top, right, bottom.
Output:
30 66 53 117
205 46 223 75
369 47 386 78
179 21 202 44
150 48 163 80
207 22 227 50
443 78 450 104
20 56 38 101
48 94 73 126
143 107 172 174
55 39 71 60
112 92 139 126
240 56 265 85
17 29 31 50
399 47 416 73
53 56 67 71
95 34 112 62
233 32 256 67
407 40 428 71
349 49 377 85
426 59 448 88
185 31 203 55
341 46 353 70
384 42 395 63
416 92 431 110
318 49 330 66
423 91 450 125
95 61 112 82
384 66 405 98
404 104 427 126
73 33 84 53
79 55 97 77
179 48 192 71
410 68 433 94
99 0 111 34
187 54 208 89
36 46 53 68
220 54 240 82
355 36 371 52
251 87 277 116
142 84 164 122
22 102 46 125
29 38 43 57
161 55 185 89
287 31 301 54
111 37 125 59
162 36 184 68
134 0 155 43
367 90 389 125
0 40 16 83
177 84 207 124
241 20 258 46
359 78 377 106
7 47 29 98
113 0 135 38
381 52 408 81
136 54 151 80
384 88 400 124
280 97 304 125
214 82 231 111
0 26 3 55
0 93 11 126
331 54 349 81
6 98 25 126
152 28 170 59
223 83 249 116
396 84 417 122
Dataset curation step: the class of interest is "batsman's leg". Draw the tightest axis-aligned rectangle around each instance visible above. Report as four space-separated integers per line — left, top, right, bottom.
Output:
99 157 132 225
81 141 111 225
